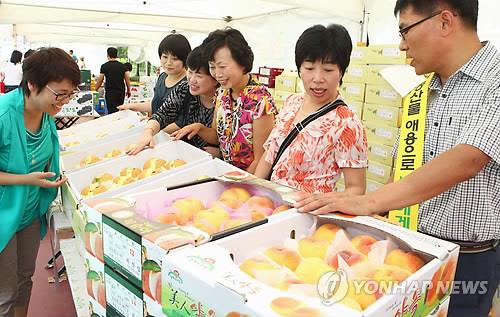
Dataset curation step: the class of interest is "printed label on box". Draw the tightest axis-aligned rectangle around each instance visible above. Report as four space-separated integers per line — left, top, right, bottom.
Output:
376 127 393 139
383 47 401 57
377 108 394 120
105 269 143 317
380 89 398 100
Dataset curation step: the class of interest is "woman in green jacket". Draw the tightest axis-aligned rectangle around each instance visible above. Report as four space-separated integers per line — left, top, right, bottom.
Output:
0 47 80 317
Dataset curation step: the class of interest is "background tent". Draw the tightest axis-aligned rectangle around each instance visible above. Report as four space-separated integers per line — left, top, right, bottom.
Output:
1 0 499 74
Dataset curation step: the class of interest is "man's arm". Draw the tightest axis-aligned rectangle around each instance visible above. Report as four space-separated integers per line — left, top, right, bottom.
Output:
296 144 491 215
95 73 105 91
124 71 132 98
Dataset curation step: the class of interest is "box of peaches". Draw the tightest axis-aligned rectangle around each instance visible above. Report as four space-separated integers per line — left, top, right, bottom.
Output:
161 212 458 317
80 175 296 307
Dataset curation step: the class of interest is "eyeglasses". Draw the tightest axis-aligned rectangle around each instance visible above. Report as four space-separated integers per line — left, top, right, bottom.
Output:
398 11 442 41
46 85 80 101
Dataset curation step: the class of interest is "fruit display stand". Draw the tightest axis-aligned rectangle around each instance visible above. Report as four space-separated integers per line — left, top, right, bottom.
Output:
61 140 211 250
161 212 459 317
80 176 295 317
60 130 171 173
117 158 244 197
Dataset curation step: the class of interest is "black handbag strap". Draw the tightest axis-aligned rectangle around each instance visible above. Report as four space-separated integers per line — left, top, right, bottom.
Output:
269 99 345 178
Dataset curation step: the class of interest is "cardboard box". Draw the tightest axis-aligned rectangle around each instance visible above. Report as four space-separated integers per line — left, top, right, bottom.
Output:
65 141 211 203
340 82 366 102
346 99 363 119
55 91 99 117
367 142 395 167
259 66 284 77
273 90 294 104
60 131 171 173
350 47 369 64
105 265 163 317
59 118 145 151
344 65 369 83
162 212 459 316
83 177 295 299
275 72 299 93
365 84 403 108
365 121 399 147
367 178 385 193
85 251 106 316
366 65 392 85
363 103 402 128
367 160 393 184
258 74 276 88
367 45 407 65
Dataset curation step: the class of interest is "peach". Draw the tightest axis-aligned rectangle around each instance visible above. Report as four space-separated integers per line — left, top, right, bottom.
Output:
313 223 341 242
81 184 108 197
104 149 122 158
219 187 251 203
156 213 177 225
298 237 329 259
119 167 142 178
97 283 106 307
273 205 293 214
438 258 456 299
275 278 305 291
426 266 441 307
168 159 187 169
270 297 303 316
264 246 302 271
192 222 217 235
213 198 242 210
94 234 104 262
328 250 366 270
223 218 248 230
295 258 332 284
372 265 411 297
86 278 94 299
80 155 101 166
289 307 322 317
351 235 378 255
246 196 275 210
143 158 167 170
137 167 162 180
193 207 229 231
239 258 277 278
171 198 205 225
92 173 113 184
250 210 268 221
384 249 424 273
346 279 377 310
113 176 135 186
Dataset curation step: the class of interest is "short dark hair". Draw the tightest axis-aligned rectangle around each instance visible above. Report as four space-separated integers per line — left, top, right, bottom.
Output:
394 0 478 30
24 49 35 59
186 46 210 74
10 50 22 64
107 47 118 58
157 33 192 67
202 27 254 73
21 47 80 97
295 24 352 85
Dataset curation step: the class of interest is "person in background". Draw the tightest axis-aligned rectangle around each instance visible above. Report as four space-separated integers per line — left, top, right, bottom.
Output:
255 24 367 194
69 49 78 63
95 47 131 114
117 33 191 114
0 47 79 317
128 45 219 155
23 50 35 60
3 50 23 93
171 28 276 173
78 56 86 69
123 62 133 72
296 1 500 316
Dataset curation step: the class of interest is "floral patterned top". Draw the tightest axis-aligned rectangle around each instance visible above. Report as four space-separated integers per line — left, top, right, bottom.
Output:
264 93 368 193
215 75 276 170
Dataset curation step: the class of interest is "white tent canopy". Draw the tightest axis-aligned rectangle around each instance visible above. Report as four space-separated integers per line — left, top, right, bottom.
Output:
1 0 499 73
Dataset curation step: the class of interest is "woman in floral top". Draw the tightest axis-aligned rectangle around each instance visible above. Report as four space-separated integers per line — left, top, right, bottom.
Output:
172 28 276 172
255 24 368 194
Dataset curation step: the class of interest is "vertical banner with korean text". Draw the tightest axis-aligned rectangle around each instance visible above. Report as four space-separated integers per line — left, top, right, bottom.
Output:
388 75 433 230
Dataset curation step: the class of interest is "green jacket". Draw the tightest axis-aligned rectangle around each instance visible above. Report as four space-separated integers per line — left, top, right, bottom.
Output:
0 88 60 252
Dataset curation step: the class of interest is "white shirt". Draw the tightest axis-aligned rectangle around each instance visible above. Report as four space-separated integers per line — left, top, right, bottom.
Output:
2 63 22 86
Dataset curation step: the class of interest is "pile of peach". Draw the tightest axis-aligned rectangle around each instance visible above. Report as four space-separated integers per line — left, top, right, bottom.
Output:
78 149 124 168
150 187 291 235
239 223 426 312
80 157 186 197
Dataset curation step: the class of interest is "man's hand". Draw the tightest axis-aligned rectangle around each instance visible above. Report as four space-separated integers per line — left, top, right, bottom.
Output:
294 191 374 216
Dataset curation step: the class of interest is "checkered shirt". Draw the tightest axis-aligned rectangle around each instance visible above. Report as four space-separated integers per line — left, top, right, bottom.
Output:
392 42 500 242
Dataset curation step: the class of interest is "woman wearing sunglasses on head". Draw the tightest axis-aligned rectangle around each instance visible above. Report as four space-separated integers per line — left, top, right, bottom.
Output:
0 47 79 317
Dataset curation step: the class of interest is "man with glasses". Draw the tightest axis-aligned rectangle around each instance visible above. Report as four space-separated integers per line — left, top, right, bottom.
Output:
296 1 500 316
0 47 79 317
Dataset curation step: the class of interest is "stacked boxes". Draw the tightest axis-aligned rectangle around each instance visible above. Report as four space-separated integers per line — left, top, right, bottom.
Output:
257 66 284 89
338 44 408 192
272 70 301 111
